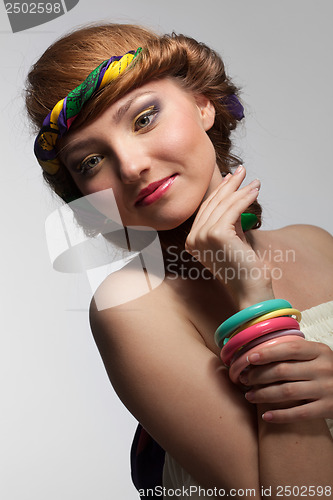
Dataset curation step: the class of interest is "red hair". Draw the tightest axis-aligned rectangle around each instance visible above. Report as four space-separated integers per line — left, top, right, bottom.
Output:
25 23 262 231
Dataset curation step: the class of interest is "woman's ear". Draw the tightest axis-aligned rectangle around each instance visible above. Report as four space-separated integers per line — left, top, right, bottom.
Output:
195 95 216 131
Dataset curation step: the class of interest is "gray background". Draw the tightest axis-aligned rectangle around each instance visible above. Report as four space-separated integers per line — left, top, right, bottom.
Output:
0 1 332 499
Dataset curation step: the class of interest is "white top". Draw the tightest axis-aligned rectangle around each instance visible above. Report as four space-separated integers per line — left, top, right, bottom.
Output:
162 301 333 497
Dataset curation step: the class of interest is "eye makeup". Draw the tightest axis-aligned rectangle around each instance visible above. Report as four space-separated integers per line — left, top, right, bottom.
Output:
61 95 163 176
77 154 104 176
133 104 160 132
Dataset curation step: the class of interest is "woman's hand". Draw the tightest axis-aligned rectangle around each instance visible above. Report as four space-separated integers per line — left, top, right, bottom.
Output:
236 338 333 423
185 165 274 308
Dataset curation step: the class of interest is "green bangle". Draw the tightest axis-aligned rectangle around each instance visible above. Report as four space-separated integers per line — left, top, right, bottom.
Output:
214 299 293 348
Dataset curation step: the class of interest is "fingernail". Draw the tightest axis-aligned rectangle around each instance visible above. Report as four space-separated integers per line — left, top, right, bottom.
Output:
222 173 232 183
247 353 260 363
234 165 244 174
262 412 273 422
249 178 260 189
238 366 249 385
245 391 254 401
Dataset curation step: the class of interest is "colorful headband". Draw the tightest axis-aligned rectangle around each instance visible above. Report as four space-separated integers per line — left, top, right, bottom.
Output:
34 48 143 175
34 45 244 177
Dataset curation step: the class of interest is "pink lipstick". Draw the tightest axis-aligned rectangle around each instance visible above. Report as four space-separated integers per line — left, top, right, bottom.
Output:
135 174 177 207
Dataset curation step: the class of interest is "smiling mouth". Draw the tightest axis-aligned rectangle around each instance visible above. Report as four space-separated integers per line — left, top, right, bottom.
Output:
135 174 178 207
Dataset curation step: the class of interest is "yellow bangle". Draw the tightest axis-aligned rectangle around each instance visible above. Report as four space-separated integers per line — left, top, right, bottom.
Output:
228 308 302 339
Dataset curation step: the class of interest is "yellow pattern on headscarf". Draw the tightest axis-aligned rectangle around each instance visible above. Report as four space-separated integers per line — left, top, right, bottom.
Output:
100 53 136 88
49 99 65 131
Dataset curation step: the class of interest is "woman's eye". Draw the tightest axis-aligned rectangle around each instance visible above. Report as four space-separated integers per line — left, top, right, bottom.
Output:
134 107 158 131
79 155 103 175
136 115 152 129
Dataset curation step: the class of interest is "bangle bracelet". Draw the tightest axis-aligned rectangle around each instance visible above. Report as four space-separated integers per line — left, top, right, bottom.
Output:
229 334 305 385
220 316 300 366
214 299 292 348
228 308 302 339
230 329 305 365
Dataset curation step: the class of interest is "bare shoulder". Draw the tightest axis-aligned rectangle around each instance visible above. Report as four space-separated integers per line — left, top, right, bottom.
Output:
251 224 333 308
276 224 333 257
89 264 203 352
253 223 333 266
268 224 333 272
89 268 259 491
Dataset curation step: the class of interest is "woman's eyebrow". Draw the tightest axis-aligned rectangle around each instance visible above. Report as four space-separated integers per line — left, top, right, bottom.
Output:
60 91 157 164
59 139 97 165
113 90 156 124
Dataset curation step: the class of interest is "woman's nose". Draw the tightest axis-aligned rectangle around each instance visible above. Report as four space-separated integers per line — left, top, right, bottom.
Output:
117 146 151 183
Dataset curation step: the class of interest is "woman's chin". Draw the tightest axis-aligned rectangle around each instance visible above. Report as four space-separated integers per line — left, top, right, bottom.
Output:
155 211 198 233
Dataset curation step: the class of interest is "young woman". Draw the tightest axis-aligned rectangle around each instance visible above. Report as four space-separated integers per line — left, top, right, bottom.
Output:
26 23 333 498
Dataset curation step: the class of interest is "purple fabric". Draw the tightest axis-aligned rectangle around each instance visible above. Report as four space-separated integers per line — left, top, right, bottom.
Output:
224 94 245 121
96 54 123 88
131 423 165 498
57 97 68 135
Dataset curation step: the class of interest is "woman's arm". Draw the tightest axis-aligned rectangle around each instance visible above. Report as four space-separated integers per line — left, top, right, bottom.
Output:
91 175 333 495
90 272 333 497
257 402 333 494
235 225 333 423
182 174 333 493
90 277 261 493
187 179 333 424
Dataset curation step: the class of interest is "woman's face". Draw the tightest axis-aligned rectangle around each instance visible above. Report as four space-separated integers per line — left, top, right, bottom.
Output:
60 77 222 231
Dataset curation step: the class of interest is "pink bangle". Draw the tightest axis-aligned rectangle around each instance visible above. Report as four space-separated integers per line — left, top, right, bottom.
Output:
229 334 305 385
230 329 305 364
220 317 300 366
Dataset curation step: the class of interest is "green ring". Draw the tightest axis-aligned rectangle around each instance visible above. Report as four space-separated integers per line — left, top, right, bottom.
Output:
241 213 258 232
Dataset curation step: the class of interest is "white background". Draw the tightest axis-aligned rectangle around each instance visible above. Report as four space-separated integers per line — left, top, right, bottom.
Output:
0 1 332 499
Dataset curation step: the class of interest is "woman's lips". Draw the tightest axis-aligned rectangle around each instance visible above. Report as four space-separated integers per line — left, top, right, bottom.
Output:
135 175 178 207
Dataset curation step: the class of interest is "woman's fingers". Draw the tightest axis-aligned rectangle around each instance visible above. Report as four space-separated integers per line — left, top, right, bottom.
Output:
190 174 232 230
239 361 310 386
261 400 331 424
240 341 330 387
237 340 333 422
206 180 260 237
185 164 272 306
191 165 247 230
187 178 260 251
244 380 319 404
246 338 319 366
